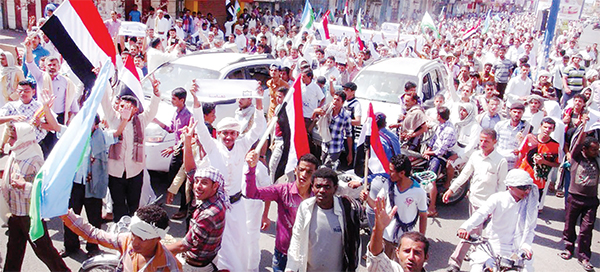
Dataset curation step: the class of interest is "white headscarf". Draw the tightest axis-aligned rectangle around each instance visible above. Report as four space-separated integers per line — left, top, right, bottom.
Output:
7 122 43 161
454 103 477 129
505 169 539 252
0 51 21 100
129 214 169 240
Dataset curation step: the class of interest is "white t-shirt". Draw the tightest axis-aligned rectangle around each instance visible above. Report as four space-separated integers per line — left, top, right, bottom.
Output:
377 180 427 243
505 76 533 107
301 81 325 118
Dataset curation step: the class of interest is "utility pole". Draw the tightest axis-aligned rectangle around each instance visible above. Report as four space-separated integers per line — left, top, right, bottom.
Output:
541 0 560 70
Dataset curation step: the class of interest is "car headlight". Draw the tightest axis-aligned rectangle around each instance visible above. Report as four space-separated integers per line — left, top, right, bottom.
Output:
145 125 167 143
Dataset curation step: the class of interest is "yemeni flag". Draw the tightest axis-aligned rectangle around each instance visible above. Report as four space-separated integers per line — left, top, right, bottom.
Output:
300 0 315 30
322 10 331 39
29 61 113 241
273 77 310 181
420 12 440 39
354 103 389 177
343 0 349 26
355 28 364 51
461 18 482 40
114 56 145 112
40 0 116 90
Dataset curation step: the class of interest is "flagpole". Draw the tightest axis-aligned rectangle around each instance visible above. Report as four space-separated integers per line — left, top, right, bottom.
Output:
254 79 297 153
255 117 277 154
363 144 369 191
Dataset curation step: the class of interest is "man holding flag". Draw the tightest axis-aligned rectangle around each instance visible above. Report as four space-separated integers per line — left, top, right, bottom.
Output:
2 114 69 272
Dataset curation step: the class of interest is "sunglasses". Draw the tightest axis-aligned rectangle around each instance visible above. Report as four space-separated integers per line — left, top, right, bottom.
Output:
515 185 532 191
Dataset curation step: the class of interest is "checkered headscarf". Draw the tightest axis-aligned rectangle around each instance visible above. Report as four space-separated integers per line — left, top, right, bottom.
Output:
194 166 231 209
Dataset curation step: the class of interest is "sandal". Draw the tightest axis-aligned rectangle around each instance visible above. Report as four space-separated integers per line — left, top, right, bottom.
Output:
579 259 594 271
559 250 572 260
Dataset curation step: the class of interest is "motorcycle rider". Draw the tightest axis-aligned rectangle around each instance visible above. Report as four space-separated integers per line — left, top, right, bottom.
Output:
456 169 538 272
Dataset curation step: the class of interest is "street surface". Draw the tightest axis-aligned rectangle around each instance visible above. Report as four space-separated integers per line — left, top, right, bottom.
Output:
0 25 599 272
2 171 600 272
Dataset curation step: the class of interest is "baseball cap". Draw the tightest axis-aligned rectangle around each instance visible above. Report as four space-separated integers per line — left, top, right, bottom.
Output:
342 82 357 91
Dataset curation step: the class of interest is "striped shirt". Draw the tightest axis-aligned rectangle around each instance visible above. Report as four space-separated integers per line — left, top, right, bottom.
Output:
563 65 586 92
493 58 513 83
5 155 44 216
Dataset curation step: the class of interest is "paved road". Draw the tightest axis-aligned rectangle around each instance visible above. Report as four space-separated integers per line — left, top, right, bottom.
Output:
2 171 600 272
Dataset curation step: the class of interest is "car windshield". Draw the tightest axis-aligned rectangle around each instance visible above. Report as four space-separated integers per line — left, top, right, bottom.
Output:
141 63 221 98
354 70 418 103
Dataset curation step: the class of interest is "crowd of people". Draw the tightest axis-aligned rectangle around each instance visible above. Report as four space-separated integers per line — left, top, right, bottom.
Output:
0 2 599 272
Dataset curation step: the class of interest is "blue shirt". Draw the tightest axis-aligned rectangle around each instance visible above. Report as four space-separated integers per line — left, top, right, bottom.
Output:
73 128 117 199
22 45 49 79
129 10 141 22
380 128 401 160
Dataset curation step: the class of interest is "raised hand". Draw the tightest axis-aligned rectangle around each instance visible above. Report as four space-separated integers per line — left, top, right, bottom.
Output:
245 150 259 168
40 88 55 109
374 197 396 230
150 75 161 96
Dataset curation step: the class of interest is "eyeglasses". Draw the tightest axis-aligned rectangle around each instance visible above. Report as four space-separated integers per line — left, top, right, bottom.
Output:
515 185 532 191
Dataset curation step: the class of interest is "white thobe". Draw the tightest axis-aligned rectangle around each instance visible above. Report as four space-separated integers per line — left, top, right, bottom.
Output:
461 191 537 272
243 162 270 272
235 34 248 51
155 17 171 37
193 106 266 272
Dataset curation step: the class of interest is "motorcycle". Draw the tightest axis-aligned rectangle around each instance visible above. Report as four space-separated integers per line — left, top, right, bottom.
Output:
402 147 469 206
464 235 529 272
80 196 164 272
78 216 128 272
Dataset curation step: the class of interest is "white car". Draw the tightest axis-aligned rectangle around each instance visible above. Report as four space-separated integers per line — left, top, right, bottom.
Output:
140 52 280 172
353 57 449 125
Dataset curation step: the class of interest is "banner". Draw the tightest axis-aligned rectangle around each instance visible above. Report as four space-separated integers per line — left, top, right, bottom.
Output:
118 21 147 37
585 109 600 132
192 79 261 102
557 0 583 21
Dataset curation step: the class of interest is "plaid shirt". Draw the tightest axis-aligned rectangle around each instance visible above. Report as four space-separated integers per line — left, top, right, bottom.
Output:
429 121 457 157
493 58 513 84
0 100 47 142
323 108 352 154
182 191 226 263
495 120 528 153
5 156 44 216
